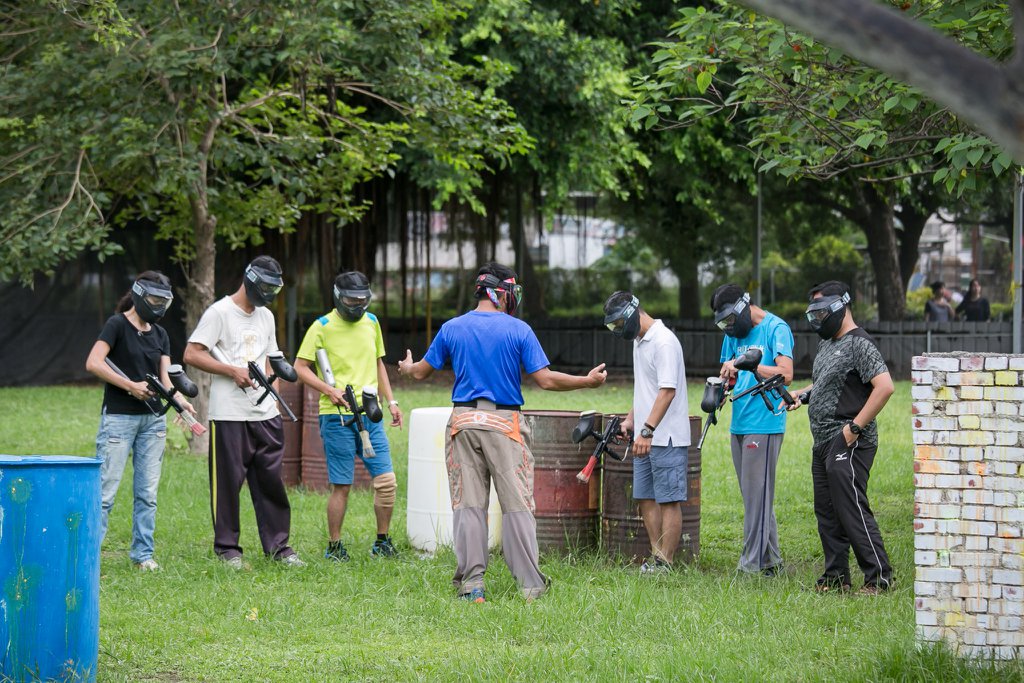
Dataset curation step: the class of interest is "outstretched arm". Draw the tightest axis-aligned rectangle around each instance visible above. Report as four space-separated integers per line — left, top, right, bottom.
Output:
397 349 435 381
529 363 607 391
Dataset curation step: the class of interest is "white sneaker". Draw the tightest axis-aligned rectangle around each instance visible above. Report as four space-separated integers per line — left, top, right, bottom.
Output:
223 556 243 570
135 559 160 572
279 553 306 568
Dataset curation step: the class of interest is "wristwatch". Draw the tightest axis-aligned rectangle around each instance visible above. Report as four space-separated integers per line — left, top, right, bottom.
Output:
389 399 399 407
848 421 862 435
640 423 655 439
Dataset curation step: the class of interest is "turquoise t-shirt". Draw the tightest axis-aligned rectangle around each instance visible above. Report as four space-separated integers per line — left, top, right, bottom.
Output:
719 311 794 435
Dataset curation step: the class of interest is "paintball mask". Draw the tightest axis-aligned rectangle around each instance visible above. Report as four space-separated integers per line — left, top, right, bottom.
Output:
714 292 753 339
334 271 373 322
476 273 523 316
604 295 641 341
244 263 284 308
130 279 173 323
806 291 851 340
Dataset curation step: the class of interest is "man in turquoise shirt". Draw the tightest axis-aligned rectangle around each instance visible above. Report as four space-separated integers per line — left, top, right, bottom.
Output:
711 284 794 576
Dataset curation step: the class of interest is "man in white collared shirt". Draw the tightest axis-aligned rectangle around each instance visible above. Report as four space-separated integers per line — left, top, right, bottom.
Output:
603 291 690 574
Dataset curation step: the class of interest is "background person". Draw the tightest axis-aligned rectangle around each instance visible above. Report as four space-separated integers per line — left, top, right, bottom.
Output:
85 271 193 571
710 284 794 576
398 262 606 602
923 281 956 322
956 278 990 322
788 281 895 595
294 271 403 563
603 290 689 575
183 256 304 569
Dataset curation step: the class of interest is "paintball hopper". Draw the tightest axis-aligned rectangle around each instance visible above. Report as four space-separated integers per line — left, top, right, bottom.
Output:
362 386 384 423
572 410 600 444
168 365 198 398
733 347 763 372
701 377 725 414
268 352 298 382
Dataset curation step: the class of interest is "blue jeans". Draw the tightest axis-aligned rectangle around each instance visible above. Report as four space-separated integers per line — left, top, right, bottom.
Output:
95 410 167 563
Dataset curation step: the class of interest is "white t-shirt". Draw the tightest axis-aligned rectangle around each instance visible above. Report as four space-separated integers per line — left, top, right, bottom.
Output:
633 319 690 447
188 296 281 422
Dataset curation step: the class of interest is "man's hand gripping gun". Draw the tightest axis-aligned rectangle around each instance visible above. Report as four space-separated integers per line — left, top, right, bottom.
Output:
729 348 797 416
697 347 764 449
573 411 627 484
104 358 206 435
210 346 299 421
315 349 383 458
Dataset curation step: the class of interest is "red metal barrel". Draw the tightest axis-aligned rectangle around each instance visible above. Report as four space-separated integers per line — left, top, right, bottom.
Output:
523 410 600 554
301 385 372 492
602 415 702 564
277 380 303 487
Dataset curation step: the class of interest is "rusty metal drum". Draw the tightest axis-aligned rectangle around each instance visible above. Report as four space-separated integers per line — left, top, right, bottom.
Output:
277 380 303 487
602 415 702 563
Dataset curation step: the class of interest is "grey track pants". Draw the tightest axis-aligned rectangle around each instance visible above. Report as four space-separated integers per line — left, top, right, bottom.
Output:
730 433 783 573
445 407 548 598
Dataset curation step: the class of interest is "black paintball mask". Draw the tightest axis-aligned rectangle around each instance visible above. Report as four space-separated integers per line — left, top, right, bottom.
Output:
244 263 284 308
806 291 851 340
604 295 641 341
334 272 373 322
130 279 173 323
714 292 753 339
476 273 523 316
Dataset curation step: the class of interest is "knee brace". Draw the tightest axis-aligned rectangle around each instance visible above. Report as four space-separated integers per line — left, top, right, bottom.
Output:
373 472 397 508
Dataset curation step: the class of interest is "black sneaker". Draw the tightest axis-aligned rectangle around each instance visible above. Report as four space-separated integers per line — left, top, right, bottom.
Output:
325 541 350 563
371 536 399 558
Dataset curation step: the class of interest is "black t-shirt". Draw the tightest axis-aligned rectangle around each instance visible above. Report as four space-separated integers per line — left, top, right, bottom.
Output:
808 327 888 447
956 297 990 322
98 313 170 415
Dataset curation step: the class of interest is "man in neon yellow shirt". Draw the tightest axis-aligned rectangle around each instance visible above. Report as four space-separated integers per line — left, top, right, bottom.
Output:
294 271 403 561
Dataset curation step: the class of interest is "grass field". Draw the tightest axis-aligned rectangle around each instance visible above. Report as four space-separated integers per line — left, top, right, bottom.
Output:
1 380 1022 682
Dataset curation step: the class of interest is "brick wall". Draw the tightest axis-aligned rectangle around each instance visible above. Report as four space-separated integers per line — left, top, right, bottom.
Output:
912 352 1024 658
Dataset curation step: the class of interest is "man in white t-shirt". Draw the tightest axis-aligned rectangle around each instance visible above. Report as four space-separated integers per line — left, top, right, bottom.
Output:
603 291 690 574
184 256 304 568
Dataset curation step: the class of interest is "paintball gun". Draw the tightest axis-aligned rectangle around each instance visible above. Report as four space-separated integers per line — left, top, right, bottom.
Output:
573 410 626 484
314 348 382 458
728 347 795 416
697 347 762 449
210 346 299 422
104 358 206 435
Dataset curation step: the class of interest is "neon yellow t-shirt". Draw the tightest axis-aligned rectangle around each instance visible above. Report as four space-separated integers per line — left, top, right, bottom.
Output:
296 309 385 416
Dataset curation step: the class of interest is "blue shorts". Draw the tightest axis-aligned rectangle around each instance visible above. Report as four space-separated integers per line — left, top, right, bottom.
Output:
318 414 394 485
633 442 688 504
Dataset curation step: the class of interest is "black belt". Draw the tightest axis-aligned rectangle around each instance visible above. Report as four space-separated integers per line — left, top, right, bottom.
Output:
454 400 521 411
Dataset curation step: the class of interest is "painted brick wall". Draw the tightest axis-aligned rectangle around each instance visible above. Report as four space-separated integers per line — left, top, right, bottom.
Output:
913 352 1024 658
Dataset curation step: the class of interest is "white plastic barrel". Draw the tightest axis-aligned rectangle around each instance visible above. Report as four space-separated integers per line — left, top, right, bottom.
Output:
406 407 502 552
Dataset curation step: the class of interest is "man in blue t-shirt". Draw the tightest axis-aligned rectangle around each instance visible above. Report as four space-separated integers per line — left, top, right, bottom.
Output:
711 284 794 576
399 262 607 602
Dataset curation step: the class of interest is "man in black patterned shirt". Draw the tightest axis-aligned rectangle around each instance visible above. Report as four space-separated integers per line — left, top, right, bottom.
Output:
788 281 895 595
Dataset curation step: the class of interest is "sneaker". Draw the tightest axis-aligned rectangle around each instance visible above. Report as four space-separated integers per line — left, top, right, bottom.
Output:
278 553 306 568
639 557 671 576
761 563 783 577
814 577 851 594
370 536 399 558
223 556 243 570
857 580 894 596
325 541 350 563
135 559 160 572
459 588 486 603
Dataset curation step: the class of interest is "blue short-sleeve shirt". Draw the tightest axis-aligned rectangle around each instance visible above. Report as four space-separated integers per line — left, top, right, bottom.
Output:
719 311 794 435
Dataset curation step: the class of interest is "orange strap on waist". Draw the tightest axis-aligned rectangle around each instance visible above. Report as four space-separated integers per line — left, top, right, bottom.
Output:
450 409 523 445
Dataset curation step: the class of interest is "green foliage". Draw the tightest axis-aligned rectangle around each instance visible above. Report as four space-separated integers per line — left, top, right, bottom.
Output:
794 234 862 291
905 285 934 321
0 1 530 281
630 1 1013 197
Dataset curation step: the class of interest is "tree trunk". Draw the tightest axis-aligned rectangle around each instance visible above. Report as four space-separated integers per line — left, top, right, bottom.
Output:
510 176 547 317
859 184 906 321
184 190 217 454
895 199 932 290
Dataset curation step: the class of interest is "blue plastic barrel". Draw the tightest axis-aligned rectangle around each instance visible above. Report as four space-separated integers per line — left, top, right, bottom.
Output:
1 455 101 683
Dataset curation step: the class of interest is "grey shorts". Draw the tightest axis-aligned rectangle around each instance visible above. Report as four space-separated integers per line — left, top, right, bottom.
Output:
633 441 688 503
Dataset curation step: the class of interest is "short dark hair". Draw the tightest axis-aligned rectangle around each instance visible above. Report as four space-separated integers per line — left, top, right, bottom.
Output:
710 284 745 312
250 255 282 274
930 281 945 295
603 290 638 317
475 262 517 299
807 280 851 301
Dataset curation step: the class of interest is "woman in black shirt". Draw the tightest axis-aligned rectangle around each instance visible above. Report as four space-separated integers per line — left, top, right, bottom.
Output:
956 278 991 322
85 271 192 571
